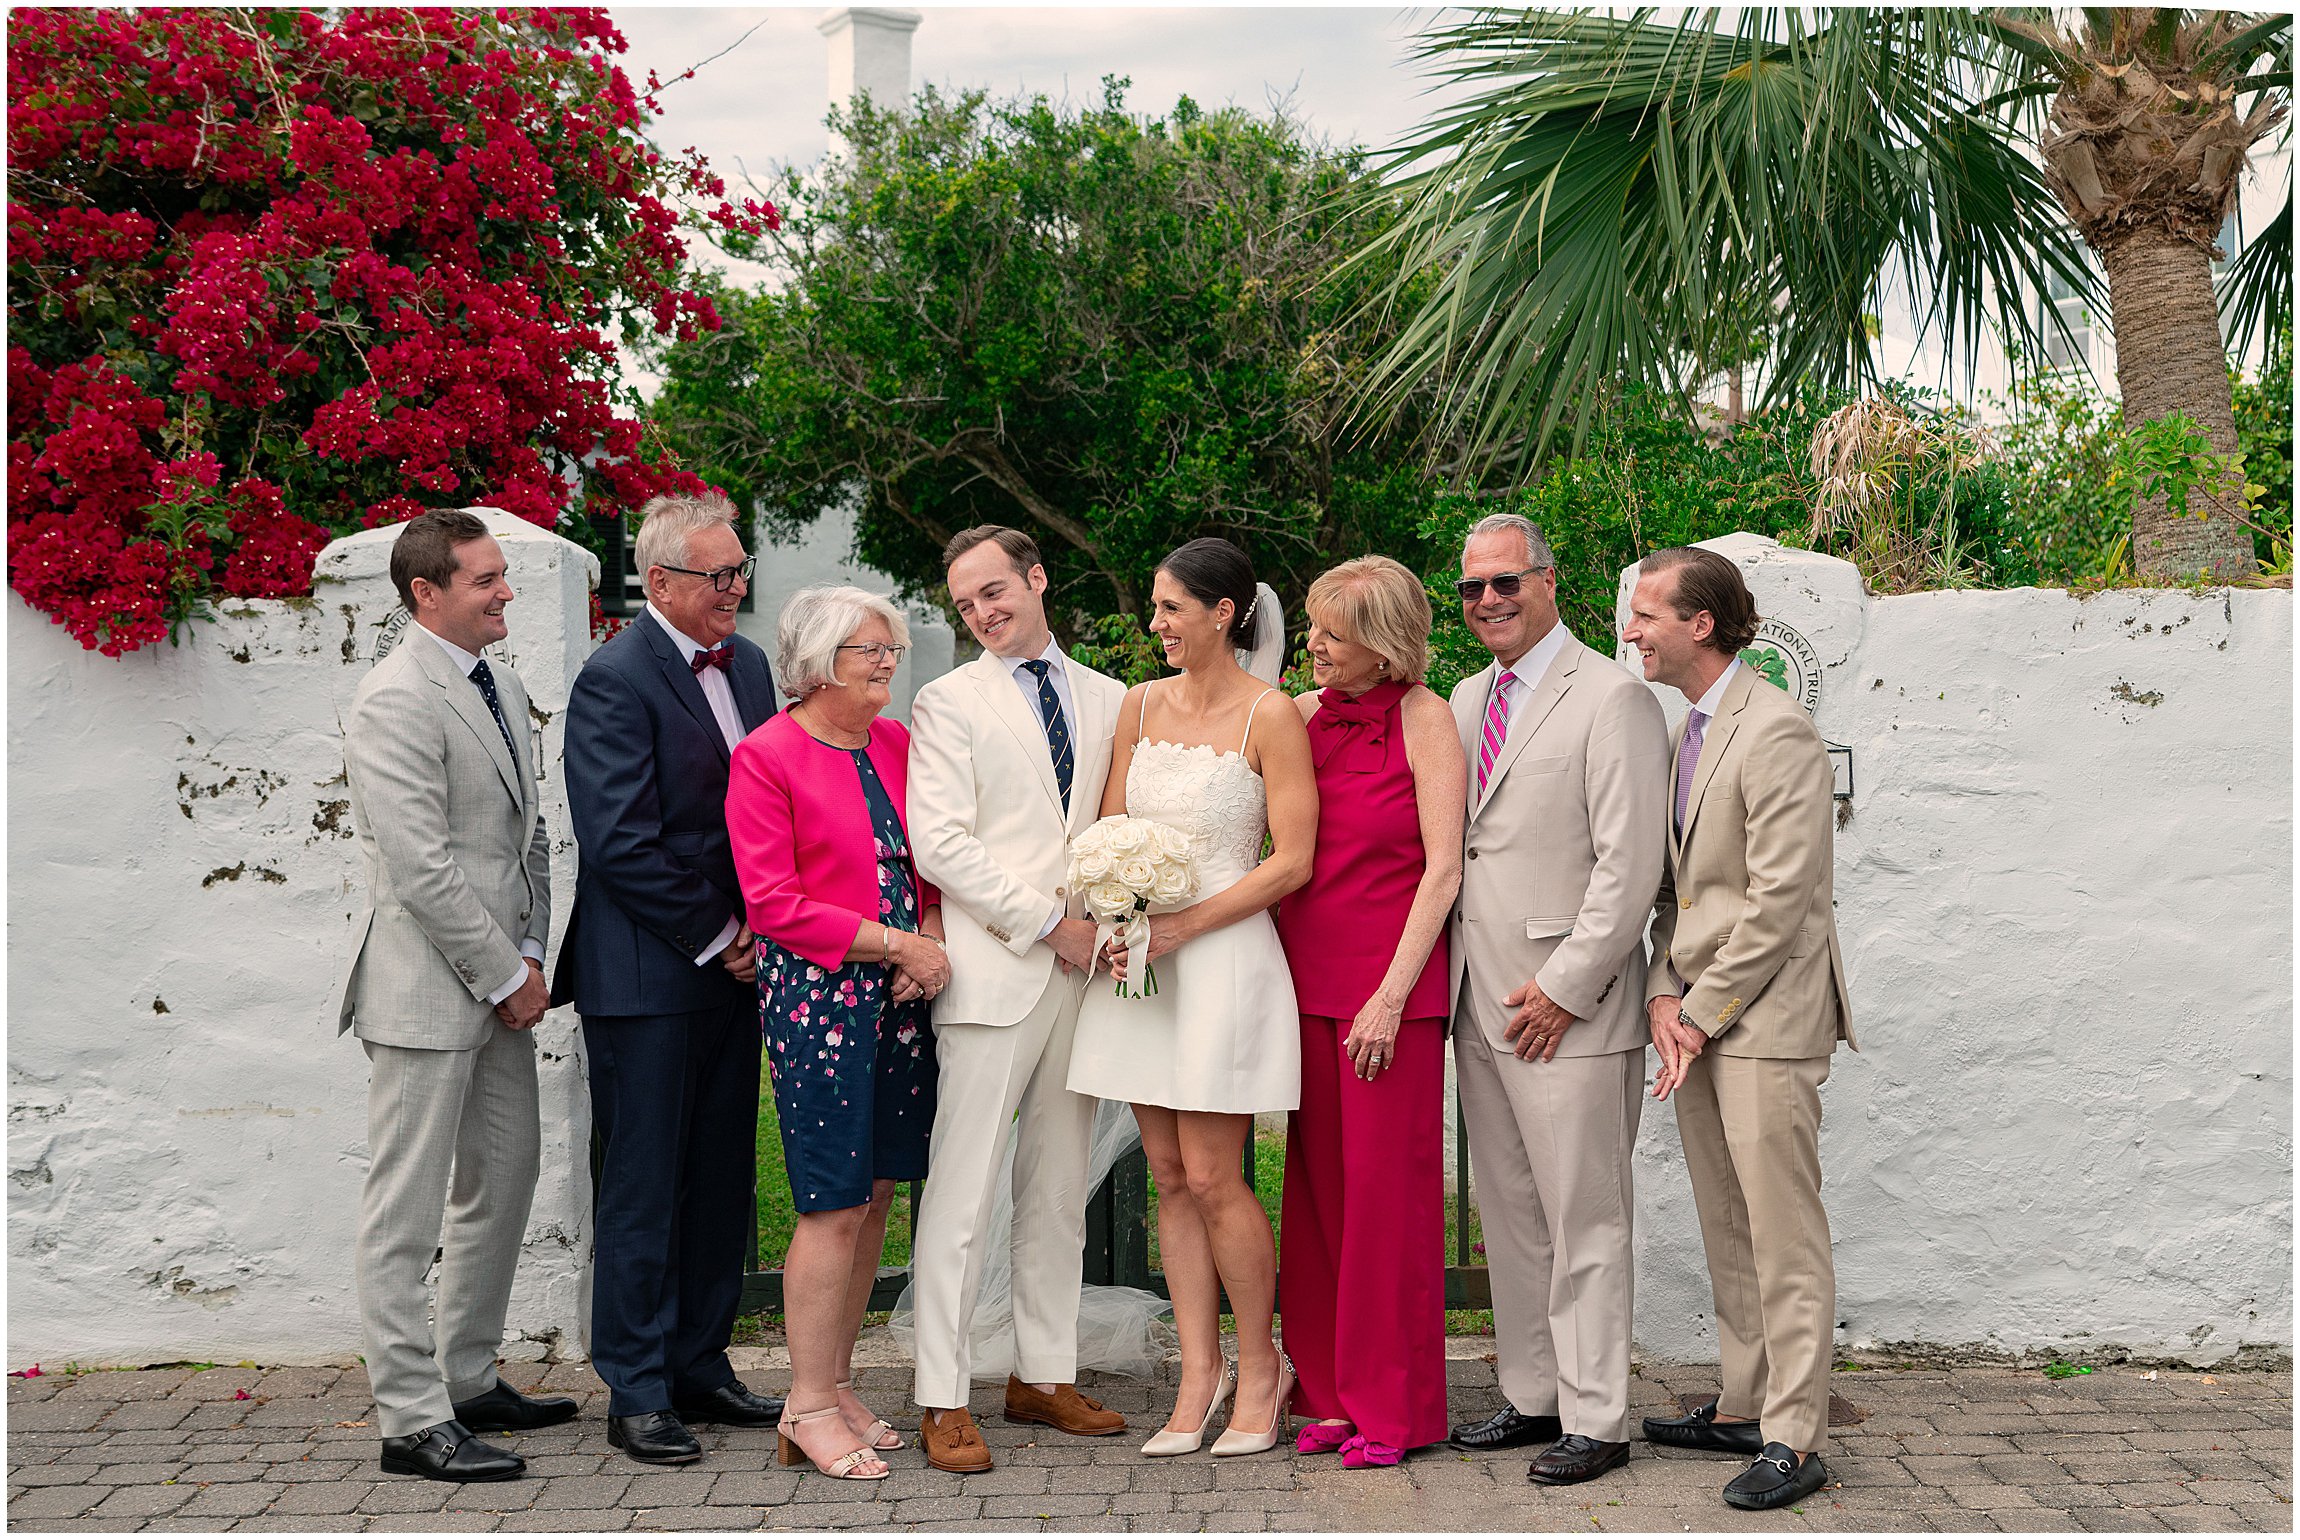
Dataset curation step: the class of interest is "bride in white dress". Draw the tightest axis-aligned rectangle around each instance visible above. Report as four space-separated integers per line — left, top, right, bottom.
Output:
1066 537 1319 1460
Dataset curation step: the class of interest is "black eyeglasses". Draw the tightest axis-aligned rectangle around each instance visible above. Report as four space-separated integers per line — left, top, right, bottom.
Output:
657 557 755 592
1455 567 1547 602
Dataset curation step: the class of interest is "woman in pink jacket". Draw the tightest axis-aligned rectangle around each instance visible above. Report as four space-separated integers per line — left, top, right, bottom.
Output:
728 585 948 1483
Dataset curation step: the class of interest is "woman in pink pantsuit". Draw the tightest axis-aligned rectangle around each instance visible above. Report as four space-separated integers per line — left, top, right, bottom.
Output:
1275 556 1466 1468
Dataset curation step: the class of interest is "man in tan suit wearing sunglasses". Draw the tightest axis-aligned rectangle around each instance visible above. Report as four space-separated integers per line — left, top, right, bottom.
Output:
1621 546 1856 1514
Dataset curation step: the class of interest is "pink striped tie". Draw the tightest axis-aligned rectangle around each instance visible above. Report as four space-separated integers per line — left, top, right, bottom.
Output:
1476 670 1516 795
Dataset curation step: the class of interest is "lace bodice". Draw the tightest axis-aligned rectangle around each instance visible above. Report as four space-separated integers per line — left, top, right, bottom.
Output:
1126 740 1269 886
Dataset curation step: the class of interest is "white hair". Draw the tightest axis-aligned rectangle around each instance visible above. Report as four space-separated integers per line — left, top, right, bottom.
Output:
1463 511 1554 570
633 493 740 576
775 584 912 696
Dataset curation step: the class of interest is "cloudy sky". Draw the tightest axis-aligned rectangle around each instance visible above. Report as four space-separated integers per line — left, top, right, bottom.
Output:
613 5 1465 218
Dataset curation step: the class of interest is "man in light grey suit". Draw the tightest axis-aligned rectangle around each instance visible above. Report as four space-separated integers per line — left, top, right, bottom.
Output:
1444 513 1671 1488
338 509 575 1483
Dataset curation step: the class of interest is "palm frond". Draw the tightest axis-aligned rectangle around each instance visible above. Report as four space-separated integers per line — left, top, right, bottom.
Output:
1342 6 2091 480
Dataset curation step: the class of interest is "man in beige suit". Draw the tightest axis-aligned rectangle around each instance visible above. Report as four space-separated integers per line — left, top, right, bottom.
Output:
1624 545 1856 1513
338 510 571 1483
1445 513 1670 1486
905 526 1130 1472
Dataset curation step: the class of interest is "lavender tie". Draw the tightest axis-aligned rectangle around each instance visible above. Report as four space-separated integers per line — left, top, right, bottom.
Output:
1674 708 1709 831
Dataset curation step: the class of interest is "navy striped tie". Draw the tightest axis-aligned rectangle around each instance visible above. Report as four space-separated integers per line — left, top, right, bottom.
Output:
1022 659 1073 812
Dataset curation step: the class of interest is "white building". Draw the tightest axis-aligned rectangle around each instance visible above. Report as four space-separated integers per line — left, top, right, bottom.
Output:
1870 140 2289 413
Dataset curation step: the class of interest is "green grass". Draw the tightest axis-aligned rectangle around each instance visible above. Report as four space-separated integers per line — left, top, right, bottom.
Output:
754 1112 1488 1333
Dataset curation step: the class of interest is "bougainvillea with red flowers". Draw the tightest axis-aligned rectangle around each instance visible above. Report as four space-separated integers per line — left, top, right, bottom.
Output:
7 7 773 654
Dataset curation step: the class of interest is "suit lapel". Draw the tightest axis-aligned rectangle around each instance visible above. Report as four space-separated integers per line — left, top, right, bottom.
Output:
1454 660 1495 790
732 642 778 735
413 633 522 807
1066 667 1124 837
1472 637 1580 821
1678 664 1752 853
638 611 732 766
972 653 1065 816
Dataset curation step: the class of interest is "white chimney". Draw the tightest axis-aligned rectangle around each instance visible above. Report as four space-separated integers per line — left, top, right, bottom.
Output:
819 7 920 153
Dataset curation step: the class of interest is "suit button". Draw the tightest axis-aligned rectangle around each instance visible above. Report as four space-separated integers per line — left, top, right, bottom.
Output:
1467 850 1480 861
1056 886 1067 898
1680 897 1693 910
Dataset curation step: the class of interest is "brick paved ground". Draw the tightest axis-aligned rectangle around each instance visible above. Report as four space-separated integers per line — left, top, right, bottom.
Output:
8 1340 2288 1533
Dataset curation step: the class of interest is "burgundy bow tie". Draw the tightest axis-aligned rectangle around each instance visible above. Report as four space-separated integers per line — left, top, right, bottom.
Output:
692 645 733 675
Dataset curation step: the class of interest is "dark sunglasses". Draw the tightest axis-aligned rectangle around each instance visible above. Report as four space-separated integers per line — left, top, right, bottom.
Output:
1455 566 1547 603
657 556 756 593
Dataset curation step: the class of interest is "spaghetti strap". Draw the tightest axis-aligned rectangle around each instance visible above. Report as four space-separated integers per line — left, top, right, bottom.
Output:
1137 679 1155 744
1238 688 1276 756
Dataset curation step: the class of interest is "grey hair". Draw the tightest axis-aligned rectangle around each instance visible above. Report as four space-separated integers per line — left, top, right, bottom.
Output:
775 584 912 696
632 492 741 576
1463 511 1554 570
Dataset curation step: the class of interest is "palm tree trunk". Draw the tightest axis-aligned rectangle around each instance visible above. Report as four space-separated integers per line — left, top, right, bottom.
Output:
2101 229 2256 582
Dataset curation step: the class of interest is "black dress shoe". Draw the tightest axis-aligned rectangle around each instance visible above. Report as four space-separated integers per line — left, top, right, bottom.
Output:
1528 1433 1632 1485
450 1379 580 1433
673 1379 785 1428
608 1410 703 1465
1723 1442 1833 1510
1642 1398 1764 1456
379 1420 527 1482
1448 1406 1565 1451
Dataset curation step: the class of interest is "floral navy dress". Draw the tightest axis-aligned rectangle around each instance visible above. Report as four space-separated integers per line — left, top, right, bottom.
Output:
759 748 937 1214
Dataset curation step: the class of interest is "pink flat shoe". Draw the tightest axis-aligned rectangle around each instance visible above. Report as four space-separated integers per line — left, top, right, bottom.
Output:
1340 1434 1404 1469
1297 1422 1356 1454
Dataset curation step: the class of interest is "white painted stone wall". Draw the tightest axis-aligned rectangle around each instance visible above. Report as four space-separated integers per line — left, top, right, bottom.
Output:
1609 537 2293 1365
7 511 598 1369
9 518 2289 1369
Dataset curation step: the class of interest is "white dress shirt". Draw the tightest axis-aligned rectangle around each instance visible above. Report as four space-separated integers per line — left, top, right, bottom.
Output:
648 603 746 753
646 604 748 965
417 622 544 1006
1487 617 1573 733
1690 657 1742 720
1000 633 1078 942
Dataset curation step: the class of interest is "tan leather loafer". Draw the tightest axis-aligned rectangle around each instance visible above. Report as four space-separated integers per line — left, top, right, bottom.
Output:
1003 1377 1127 1437
920 1407 994 1473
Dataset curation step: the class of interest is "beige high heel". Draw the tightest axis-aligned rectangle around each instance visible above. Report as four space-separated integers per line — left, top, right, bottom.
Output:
1211 1355 1295 1457
836 1377 905 1451
777 1401 889 1480
1142 1359 1234 1457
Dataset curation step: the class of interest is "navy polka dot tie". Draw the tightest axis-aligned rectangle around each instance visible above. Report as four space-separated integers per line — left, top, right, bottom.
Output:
470 657 520 772
1022 659 1073 812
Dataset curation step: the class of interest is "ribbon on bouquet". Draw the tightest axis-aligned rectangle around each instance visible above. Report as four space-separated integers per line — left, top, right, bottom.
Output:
1086 907 1158 998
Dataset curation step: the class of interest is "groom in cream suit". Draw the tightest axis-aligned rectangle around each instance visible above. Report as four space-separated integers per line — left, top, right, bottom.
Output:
337 510 573 1483
1445 513 1670 1487
905 526 1130 1473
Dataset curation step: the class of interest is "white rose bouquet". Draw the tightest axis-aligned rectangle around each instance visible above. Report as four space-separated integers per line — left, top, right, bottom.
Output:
1067 814 1198 998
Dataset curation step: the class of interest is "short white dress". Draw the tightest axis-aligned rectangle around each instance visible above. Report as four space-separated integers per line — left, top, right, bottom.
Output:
1066 684 1302 1114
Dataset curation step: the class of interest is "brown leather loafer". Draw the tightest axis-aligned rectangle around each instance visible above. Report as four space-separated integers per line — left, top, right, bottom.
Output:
1003 1377 1127 1437
920 1407 994 1473
1528 1433 1632 1485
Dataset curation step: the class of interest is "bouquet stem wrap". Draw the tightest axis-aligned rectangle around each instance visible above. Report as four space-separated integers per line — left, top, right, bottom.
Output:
1090 909 1158 998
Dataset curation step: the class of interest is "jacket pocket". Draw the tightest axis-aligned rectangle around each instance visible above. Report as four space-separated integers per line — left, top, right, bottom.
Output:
1518 755 1569 776
1789 926 1815 958
1525 915 1577 940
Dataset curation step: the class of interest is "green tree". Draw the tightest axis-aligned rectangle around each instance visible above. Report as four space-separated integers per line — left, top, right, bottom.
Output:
646 80 1444 632
1354 8 2290 584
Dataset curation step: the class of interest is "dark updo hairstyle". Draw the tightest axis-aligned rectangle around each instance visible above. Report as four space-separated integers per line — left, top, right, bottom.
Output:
1156 537 1259 639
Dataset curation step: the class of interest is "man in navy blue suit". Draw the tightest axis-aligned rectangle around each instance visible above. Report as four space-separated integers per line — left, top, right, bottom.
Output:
554 494 783 1465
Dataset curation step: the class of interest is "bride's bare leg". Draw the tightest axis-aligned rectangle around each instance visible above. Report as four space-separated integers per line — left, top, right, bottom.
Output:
1136 1105 1226 1432
1175 1110 1280 1429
